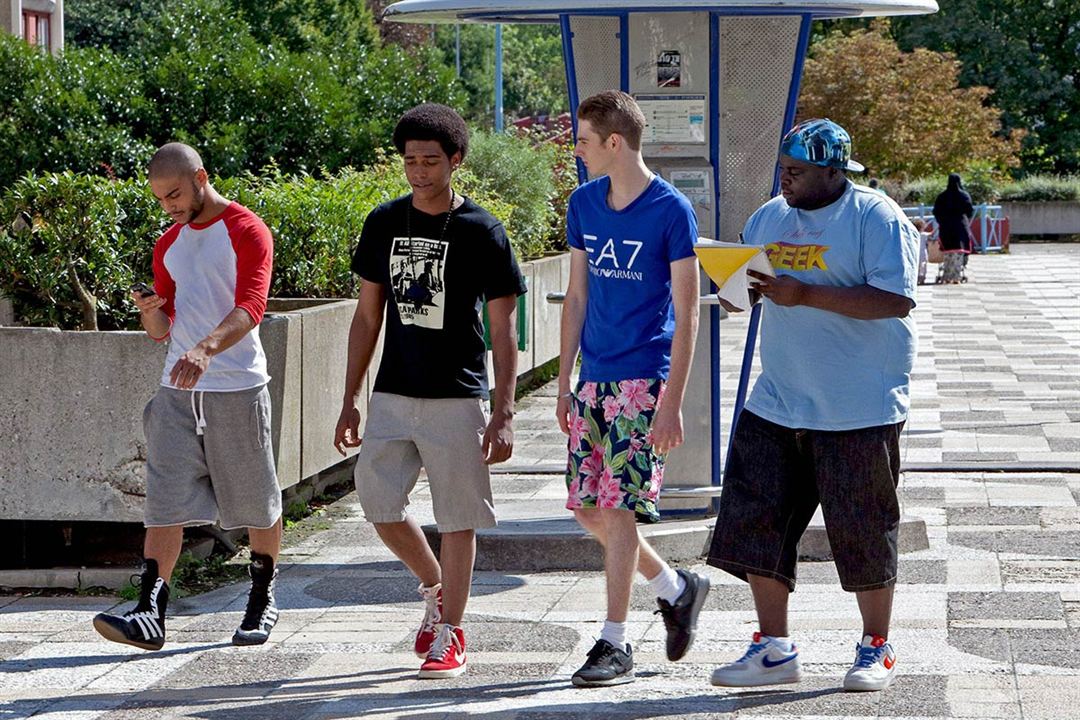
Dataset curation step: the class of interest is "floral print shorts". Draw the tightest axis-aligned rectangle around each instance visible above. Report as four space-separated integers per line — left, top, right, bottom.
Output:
565 378 666 523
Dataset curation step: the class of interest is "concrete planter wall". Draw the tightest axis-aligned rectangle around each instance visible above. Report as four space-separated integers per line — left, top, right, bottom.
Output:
0 253 569 523
1001 201 1080 235
485 252 569 387
0 294 13 325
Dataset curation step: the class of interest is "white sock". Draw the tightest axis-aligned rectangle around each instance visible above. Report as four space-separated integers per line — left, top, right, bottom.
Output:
599 620 628 651
762 634 793 652
648 565 686 604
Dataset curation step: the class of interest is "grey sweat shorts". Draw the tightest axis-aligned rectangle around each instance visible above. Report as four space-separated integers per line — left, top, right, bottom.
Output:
143 384 282 530
354 392 496 533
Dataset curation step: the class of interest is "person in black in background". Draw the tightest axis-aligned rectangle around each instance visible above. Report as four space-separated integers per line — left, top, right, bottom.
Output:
932 173 975 284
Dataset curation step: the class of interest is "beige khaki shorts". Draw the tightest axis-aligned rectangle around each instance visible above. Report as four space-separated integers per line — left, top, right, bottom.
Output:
354 392 496 532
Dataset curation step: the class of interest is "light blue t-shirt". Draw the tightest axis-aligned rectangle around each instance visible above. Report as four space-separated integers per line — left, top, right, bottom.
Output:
567 176 697 382
744 181 918 431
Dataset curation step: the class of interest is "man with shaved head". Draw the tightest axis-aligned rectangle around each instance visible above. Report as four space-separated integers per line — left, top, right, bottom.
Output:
92 142 283 651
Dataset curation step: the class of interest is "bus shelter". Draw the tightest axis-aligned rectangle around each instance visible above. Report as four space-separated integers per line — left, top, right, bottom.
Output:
384 0 938 516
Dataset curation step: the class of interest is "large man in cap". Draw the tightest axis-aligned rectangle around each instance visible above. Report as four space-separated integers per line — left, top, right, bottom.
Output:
707 119 918 693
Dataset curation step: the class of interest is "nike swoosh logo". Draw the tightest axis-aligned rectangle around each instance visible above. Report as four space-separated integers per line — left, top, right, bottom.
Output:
762 654 798 668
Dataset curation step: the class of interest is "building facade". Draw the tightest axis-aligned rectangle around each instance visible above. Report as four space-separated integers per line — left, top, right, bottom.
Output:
2 0 64 54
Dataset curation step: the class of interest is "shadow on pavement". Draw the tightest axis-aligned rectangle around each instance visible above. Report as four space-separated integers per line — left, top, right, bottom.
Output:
0 669 853 719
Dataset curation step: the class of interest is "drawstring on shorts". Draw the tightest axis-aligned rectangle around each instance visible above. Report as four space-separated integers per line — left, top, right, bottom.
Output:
190 390 207 436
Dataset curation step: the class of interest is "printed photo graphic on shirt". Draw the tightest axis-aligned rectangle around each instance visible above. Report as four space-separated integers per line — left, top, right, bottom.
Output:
585 234 646 282
390 236 449 329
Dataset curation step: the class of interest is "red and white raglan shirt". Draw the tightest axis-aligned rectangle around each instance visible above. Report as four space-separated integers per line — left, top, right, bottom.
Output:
151 203 273 392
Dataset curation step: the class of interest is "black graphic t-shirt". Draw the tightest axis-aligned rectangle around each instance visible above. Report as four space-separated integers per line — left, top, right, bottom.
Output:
351 194 528 399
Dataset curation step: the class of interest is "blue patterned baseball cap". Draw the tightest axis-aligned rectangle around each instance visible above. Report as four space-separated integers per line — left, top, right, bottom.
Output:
780 118 865 173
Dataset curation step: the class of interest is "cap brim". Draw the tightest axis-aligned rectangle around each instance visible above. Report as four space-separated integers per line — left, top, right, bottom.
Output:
845 159 866 173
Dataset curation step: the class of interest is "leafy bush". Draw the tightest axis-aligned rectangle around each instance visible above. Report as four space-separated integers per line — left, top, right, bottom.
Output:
0 172 163 330
219 153 518 300
896 166 999 206
894 170 1080 206
0 36 154 188
465 131 565 259
997 175 1080 202
0 1 464 190
66 0 378 58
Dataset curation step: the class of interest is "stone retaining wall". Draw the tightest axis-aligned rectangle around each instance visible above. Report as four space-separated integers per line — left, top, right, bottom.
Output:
0 253 570 522
1002 201 1080 236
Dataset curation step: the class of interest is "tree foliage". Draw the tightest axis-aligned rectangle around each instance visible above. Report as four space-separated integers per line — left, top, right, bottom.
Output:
1 0 462 188
65 0 378 56
890 0 1080 175
434 24 568 124
798 22 1022 179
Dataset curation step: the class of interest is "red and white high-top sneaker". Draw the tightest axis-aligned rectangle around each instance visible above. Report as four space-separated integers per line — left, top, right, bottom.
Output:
418 623 467 679
414 582 443 658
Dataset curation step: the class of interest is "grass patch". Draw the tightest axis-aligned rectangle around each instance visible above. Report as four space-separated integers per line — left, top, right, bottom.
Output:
515 357 560 401
170 552 248 598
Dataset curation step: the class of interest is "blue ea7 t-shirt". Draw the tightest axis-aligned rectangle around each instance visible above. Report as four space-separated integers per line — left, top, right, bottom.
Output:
744 181 919 431
567 176 698 382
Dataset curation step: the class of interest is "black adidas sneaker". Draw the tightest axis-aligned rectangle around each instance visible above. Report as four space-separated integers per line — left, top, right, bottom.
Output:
93 559 169 651
232 552 279 646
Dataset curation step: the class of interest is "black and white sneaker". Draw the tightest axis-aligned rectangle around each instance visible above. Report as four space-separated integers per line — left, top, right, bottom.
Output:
232 552 279 646
571 639 635 687
93 559 169 651
655 569 711 661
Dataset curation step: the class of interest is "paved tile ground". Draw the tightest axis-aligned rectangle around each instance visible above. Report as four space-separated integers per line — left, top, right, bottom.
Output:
2 244 1078 718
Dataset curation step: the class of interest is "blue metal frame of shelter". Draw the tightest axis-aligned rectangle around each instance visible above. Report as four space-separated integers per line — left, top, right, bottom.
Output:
558 10 815 517
727 13 813 467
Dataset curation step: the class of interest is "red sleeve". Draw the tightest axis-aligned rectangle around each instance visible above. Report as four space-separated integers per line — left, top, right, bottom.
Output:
150 225 180 341
226 207 274 325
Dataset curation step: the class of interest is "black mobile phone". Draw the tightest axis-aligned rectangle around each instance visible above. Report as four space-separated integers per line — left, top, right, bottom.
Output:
129 281 155 299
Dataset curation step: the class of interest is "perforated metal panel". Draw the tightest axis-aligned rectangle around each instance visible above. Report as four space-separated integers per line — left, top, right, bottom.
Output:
568 16 621 103
717 16 801 245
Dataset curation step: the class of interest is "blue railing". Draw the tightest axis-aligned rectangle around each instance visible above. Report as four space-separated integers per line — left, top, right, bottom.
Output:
902 204 1007 253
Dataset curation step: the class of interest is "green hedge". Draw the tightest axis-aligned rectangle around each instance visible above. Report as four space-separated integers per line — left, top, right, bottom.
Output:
0 137 571 331
890 172 1079 205
216 156 518 301
895 165 1000 205
465 131 575 260
997 175 1080 202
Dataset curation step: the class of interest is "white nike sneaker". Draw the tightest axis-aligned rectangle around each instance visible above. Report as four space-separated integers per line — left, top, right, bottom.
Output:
843 634 896 691
710 632 802 687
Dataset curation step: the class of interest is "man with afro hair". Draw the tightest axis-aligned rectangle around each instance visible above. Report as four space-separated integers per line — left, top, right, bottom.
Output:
335 103 527 679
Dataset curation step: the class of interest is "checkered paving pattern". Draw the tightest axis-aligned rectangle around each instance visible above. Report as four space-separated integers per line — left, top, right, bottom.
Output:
1 245 1077 718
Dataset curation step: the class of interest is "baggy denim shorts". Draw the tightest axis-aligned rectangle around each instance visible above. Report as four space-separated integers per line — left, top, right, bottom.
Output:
707 410 903 592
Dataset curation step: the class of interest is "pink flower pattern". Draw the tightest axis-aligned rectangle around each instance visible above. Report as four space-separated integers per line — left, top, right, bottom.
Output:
596 466 621 508
564 378 667 521
602 395 622 423
568 411 589 454
578 445 605 497
618 379 656 420
578 382 598 408
566 478 583 509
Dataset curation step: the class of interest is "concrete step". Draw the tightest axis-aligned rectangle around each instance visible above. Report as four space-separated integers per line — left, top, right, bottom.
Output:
423 513 929 571
0 566 136 591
